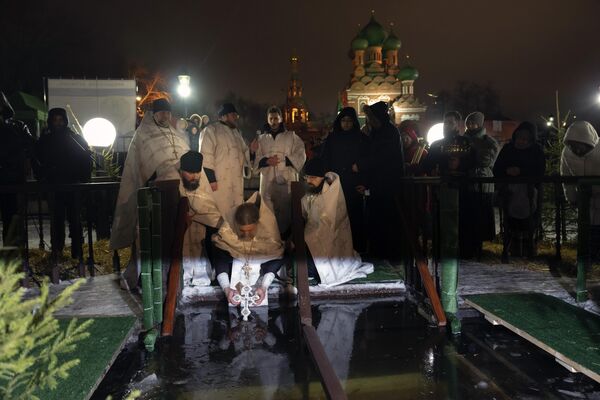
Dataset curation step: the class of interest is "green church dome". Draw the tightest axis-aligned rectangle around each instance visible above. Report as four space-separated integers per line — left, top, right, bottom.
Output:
351 34 369 51
360 15 387 46
397 65 419 81
383 30 401 51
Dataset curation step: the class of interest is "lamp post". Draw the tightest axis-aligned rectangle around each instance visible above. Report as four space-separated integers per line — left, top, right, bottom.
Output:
177 74 191 117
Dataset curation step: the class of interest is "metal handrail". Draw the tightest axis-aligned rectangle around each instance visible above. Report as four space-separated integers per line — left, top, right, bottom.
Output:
290 181 347 400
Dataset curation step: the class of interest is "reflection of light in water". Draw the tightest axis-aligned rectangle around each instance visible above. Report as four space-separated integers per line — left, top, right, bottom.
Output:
423 348 435 378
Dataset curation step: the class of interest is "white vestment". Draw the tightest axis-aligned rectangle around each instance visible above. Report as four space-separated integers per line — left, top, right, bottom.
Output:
199 121 251 215
212 192 284 306
110 113 189 250
561 121 600 225
316 303 367 383
302 172 373 287
180 172 222 286
254 129 306 233
221 309 293 400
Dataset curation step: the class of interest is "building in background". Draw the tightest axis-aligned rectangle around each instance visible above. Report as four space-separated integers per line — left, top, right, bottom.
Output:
282 55 325 156
343 12 427 124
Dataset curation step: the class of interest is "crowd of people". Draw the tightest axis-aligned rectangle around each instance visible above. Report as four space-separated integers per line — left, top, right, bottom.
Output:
2 91 600 306
0 92 91 259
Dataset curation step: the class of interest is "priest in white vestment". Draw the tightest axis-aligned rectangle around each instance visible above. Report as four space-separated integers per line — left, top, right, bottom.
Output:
110 98 189 288
211 193 286 306
301 157 373 287
199 103 258 215
254 106 306 235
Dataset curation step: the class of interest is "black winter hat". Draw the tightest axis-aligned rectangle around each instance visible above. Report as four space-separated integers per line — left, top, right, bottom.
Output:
180 151 203 173
153 98 172 113
47 108 69 126
512 121 538 143
303 157 326 177
218 103 238 117
364 101 390 124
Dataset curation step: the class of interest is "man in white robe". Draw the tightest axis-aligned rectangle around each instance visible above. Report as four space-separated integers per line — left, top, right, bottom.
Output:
110 98 189 288
301 157 373 287
254 106 306 235
211 193 286 306
178 151 222 287
199 103 258 215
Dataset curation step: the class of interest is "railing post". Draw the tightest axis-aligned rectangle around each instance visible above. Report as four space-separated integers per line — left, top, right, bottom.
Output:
86 191 96 277
439 182 460 334
576 181 591 303
291 181 312 326
138 187 156 350
162 197 189 337
554 182 562 261
151 188 163 325
18 192 31 287
73 190 85 278
37 193 44 250
112 250 121 273
48 190 60 284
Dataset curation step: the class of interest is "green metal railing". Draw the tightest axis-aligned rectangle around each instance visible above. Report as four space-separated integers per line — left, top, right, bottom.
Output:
137 187 163 351
398 175 600 330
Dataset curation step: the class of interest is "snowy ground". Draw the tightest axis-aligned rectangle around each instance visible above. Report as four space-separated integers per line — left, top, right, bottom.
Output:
457 260 600 315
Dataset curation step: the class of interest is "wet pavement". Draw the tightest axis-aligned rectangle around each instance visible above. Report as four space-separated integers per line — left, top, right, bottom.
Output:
92 299 600 399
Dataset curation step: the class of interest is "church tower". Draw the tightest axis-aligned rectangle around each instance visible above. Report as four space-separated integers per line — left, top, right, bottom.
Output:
284 54 309 126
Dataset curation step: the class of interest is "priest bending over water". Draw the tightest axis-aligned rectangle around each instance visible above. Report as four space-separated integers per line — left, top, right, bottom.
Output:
211 193 286 306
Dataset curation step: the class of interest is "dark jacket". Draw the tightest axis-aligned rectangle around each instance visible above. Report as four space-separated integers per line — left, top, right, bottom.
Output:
493 122 545 179
321 107 370 190
0 93 34 184
422 131 475 177
465 127 499 193
357 101 405 196
35 127 92 184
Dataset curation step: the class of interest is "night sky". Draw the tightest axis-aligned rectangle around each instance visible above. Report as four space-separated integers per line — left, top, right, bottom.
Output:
2 0 600 125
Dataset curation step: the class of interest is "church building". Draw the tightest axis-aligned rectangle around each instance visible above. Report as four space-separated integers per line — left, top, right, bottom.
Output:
343 12 427 124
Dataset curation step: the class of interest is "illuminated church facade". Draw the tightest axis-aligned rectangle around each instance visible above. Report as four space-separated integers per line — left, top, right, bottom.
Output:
343 13 427 124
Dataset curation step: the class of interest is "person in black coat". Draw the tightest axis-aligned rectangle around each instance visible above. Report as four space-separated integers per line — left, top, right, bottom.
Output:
0 92 35 246
493 121 545 180
421 111 474 177
35 108 92 259
493 121 545 261
321 107 370 252
421 111 481 258
354 101 405 261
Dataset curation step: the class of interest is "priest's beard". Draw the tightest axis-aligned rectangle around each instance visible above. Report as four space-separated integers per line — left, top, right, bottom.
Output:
154 116 170 128
305 180 325 194
182 177 200 191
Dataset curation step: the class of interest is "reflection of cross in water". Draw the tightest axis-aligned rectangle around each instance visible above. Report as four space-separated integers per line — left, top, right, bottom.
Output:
233 265 260 321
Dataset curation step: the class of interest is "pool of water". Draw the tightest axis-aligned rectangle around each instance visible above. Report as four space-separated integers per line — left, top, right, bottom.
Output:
92 299 600 399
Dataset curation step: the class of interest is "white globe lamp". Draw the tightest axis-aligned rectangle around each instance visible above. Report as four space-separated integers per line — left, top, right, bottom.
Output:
83 118 117 147
426 123 444 145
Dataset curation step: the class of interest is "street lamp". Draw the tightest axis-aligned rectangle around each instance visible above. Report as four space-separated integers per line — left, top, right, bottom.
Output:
177 74 191 117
